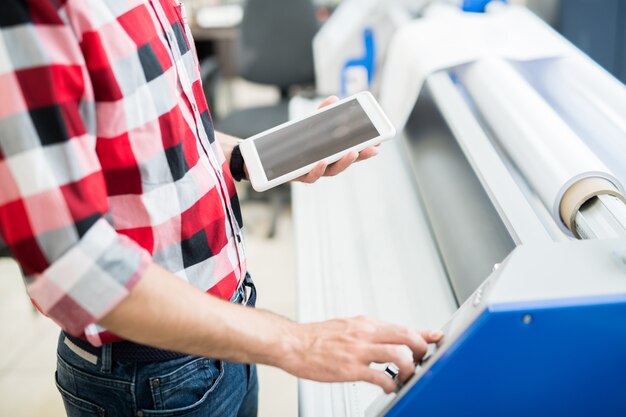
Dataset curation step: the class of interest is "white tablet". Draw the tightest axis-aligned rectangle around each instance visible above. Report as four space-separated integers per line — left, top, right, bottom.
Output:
239 91 396 192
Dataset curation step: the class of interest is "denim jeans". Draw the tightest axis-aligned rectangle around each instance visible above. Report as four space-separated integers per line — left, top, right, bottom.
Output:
55 275 258 417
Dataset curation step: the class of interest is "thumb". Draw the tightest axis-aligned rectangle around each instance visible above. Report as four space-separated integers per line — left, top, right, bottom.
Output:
318 95 339 109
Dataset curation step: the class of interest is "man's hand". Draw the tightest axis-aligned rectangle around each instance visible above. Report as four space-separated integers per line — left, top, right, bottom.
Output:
294 96 380 184
281 316 443 393
100 264 442 395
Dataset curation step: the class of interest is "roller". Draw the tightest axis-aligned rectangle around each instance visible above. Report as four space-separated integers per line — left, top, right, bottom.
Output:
515 56 626 189
457 58 626 237
560 178 625 238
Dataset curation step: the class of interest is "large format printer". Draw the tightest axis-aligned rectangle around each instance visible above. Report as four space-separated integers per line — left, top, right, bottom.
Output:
293 4 626 416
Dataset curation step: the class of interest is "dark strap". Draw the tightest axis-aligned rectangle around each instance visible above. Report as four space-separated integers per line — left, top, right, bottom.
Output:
64 332 186 363
229 144 247 182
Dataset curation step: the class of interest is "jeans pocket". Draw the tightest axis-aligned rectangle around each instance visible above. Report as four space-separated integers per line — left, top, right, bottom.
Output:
144 358 224 416
55 371 106 417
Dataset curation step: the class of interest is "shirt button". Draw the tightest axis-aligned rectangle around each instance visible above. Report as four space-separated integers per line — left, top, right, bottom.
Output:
137 411 144 417
152 378 161 387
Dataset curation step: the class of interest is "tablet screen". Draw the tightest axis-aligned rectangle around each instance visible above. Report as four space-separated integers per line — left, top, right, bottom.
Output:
255 99 379 181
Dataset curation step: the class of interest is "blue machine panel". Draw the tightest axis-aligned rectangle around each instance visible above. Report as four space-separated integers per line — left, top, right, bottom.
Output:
385 296 626 416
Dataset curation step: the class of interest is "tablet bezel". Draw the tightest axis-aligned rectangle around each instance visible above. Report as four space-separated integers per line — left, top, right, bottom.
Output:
240 91 396 192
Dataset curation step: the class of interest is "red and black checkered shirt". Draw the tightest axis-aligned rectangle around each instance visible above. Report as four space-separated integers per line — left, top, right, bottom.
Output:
0 0 247 345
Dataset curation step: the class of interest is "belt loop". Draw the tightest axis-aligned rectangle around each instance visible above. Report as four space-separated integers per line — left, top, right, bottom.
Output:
100 343 112 373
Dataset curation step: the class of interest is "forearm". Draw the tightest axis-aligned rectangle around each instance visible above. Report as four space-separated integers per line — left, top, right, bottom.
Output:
99 263 298 366
99 263 441 393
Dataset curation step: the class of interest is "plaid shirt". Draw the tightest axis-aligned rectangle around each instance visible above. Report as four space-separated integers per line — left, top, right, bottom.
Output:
0 0 247 345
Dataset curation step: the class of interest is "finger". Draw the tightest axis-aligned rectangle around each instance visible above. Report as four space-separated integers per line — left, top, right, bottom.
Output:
324 152 358 177
420 329 444 344
368 323 429 360
355 146 379 162
365 344 416 383
295 161 327 184
359 368 397 394
318 95 340 109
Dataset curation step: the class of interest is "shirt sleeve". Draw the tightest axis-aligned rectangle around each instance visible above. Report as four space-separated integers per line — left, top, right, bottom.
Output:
0 1 151 337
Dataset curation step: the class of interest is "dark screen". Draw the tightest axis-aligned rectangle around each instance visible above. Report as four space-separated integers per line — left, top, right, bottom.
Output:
255 99 379 181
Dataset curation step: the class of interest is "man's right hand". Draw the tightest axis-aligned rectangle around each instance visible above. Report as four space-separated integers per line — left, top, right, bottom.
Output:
100 264 442 394
280 316 443 393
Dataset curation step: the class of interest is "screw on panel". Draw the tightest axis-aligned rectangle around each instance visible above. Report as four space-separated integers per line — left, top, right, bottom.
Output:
522 314 532 325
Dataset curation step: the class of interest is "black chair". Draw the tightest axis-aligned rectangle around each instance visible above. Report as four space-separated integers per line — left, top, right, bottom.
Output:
201 0 318 237
211 0 317 137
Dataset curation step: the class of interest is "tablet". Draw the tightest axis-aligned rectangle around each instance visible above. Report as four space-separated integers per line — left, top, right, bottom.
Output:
239 91 396 191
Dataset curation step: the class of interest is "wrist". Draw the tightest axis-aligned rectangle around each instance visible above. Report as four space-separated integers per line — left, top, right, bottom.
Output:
264 320 305 370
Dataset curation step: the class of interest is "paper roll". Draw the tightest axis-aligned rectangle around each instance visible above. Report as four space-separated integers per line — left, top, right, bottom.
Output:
560 178 626 238
457 58 624 235
377 5 626 237
516 57 626 190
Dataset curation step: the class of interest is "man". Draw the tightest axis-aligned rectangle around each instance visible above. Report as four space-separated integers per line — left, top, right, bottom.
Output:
0 1 442 416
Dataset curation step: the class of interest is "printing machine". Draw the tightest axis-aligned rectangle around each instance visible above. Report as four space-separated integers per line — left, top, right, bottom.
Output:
293 4 626 416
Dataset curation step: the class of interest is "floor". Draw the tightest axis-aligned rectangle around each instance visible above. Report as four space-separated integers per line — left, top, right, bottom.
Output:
0 79 299 416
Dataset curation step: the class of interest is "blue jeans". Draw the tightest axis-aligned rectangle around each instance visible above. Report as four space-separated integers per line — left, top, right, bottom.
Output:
55 277 258 417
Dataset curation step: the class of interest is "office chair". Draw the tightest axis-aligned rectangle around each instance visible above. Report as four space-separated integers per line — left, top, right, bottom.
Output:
201 0 318 237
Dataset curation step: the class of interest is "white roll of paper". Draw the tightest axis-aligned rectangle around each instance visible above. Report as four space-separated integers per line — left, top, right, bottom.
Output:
517 56 626 188
457 58 624 234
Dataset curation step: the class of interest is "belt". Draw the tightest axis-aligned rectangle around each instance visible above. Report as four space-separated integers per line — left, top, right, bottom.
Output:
64 332 186 363
64 273 256 363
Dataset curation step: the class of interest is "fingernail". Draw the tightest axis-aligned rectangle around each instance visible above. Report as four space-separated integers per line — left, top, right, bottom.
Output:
429 330 444 340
